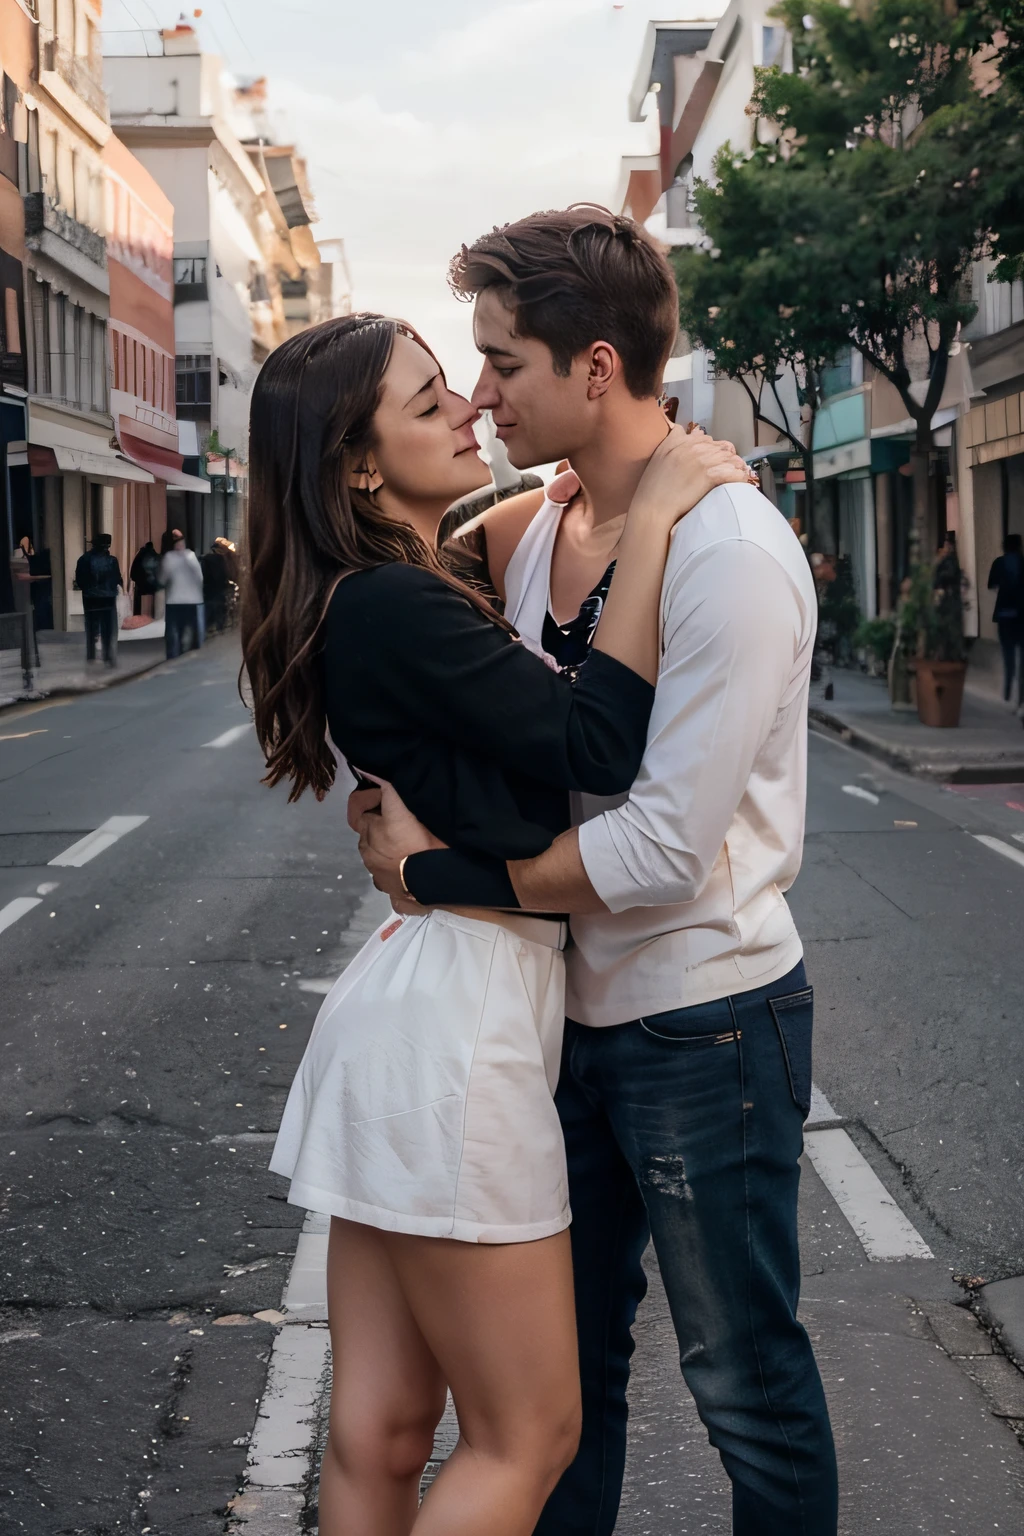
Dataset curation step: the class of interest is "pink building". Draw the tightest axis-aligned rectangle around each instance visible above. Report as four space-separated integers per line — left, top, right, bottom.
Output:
103 132 206 599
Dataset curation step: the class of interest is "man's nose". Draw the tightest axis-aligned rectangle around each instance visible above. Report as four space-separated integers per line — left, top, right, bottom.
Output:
471 366 499 411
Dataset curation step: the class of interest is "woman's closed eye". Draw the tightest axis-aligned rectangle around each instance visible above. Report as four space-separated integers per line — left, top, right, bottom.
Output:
419 403 439 418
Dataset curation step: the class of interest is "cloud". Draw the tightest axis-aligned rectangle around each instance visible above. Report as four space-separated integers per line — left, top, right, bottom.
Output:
397 0 607 84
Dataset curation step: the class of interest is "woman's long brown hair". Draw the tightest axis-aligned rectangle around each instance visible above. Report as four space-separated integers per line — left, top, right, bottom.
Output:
242 312 509 802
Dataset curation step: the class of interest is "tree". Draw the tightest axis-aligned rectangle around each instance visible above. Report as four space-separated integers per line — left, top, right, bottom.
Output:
674 149 848 544
748 0 1022 551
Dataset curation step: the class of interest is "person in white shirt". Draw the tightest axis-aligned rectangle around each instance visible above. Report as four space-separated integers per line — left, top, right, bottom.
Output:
160 532 205 659
352 206 838 1536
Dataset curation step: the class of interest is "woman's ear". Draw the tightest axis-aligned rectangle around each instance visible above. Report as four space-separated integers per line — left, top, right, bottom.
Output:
348 452 383 494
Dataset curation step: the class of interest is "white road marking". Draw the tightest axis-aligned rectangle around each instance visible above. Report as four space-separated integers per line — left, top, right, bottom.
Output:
297 978 335 995
0 896 43 934
230 1211 330 1530
841 783 880 805
803 1126 933 1261
807 1083 842 1128
243 1319 330 1499
48 815 149 868
973 833 1024 871
1014 832 1024 846
281 1212 329 1321
203 723 252 748
35 881 59 896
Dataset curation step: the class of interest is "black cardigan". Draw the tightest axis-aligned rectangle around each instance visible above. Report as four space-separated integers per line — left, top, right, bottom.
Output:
323 563 652 904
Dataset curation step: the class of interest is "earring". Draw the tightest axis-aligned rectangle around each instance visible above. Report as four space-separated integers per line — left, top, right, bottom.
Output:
351 466 384 494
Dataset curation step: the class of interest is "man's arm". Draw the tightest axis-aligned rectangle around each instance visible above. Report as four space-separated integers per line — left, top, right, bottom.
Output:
354 519 807 917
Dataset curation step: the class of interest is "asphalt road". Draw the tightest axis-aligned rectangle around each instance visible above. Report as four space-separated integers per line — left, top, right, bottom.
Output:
1 639 1023 1534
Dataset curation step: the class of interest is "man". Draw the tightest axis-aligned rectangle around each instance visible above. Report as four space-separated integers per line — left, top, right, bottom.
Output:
354 206 838 1535
200 541 229 634
129 539 161 617
74 533 124 668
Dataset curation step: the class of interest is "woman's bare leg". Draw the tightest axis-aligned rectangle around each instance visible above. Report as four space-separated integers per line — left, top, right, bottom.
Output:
383 1228 580 1536
319 1217 447 1536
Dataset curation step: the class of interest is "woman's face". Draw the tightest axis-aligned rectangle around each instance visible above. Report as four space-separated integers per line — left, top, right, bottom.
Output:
367 335 491 510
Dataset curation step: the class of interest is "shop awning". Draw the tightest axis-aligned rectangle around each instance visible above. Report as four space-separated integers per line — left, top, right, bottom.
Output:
119 430 210 494
28 405 156 485
28 442 155 484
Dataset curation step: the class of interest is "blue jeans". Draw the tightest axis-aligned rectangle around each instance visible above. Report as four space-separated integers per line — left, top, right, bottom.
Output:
165 603 201 660
536 962 838 1536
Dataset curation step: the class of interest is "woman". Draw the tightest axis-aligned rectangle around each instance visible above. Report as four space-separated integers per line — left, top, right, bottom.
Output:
243 312 748 1535
160 531 204 659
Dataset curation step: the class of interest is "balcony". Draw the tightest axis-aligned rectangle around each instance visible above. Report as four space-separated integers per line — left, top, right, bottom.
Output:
24 192 108 294
39 39 110 146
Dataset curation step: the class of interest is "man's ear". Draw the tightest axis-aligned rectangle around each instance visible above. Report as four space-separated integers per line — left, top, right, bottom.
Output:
348 452 383 494
586 343 619 401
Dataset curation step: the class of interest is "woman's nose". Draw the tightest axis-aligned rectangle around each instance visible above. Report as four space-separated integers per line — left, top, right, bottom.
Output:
444 389 480 430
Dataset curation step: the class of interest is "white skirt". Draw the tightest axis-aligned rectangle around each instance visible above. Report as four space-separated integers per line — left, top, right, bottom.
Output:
269 908 571 1243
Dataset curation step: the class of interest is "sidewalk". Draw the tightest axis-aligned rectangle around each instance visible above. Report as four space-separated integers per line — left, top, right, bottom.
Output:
810 668 1024 783
1 624 190 710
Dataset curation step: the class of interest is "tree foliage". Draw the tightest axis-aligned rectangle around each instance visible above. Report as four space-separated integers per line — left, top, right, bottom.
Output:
674 0 1024 543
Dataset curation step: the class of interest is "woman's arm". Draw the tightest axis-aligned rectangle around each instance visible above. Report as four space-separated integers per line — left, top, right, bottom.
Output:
588 426 749 685
329 565 653 798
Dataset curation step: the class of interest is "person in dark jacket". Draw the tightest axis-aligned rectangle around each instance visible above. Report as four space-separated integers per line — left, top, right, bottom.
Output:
988 532 1024 710
200 543 229 633
74 534 124 667
129 540 161 616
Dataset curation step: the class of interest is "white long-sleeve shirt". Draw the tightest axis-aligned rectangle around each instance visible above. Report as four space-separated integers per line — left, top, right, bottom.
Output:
161 549 205 607
505 481 817 1027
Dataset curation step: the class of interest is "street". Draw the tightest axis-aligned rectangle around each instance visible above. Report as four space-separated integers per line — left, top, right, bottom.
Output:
2 640 1024 1534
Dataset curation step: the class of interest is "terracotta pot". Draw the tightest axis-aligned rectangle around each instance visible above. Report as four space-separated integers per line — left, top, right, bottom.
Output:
913 659 966 728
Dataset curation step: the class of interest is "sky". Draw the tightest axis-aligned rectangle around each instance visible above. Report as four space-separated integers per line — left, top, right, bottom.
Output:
100 0 720 392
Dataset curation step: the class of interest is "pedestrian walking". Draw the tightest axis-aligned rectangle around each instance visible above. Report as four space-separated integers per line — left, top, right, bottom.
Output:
129 540 161 617
200 542 229 633
988 532 1024 711
160 533 204 659
244 312 747 1536
74 534 124 668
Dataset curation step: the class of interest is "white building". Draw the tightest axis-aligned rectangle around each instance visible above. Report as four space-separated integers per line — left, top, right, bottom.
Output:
103 22 267 547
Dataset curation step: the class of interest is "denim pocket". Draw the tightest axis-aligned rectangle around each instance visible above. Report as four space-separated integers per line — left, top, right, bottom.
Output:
767 987 814 1117
639 998 738 1048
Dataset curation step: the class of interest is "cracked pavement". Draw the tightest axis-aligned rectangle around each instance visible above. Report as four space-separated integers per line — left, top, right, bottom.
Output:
1 642 365 1533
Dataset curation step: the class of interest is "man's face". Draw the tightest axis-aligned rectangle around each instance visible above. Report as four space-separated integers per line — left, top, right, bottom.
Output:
470 288 593 469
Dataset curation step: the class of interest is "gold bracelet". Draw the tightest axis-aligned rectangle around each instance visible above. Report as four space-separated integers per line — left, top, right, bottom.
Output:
398 855 412 899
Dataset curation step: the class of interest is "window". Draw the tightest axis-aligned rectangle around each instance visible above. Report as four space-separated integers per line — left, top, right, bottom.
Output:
173 256 208 304
762 26 785 68
176 353 212 406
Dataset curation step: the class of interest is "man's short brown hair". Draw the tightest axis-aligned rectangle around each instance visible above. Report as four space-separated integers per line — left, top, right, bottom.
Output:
449 204 679 400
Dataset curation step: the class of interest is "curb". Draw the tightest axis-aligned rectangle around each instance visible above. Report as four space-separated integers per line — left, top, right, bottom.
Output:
808 706 1024 785
0 633 234 717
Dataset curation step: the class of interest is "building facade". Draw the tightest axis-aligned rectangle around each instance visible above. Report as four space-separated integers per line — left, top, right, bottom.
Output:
104 28 350 556
618 0 1020 673
103 131 207 599
0 0 35 614
22 0 160 634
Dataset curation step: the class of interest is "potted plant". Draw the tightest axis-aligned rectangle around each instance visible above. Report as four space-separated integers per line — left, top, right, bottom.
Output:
854 616 897 678
901 544 968 728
